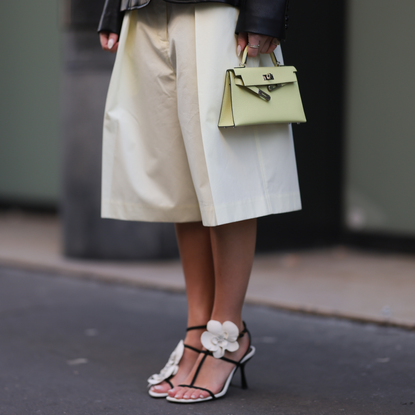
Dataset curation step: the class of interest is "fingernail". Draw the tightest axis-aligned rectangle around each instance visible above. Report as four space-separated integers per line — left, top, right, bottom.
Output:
200 394 204 398
108 39 114 49
191 395 197 399
237 45 241 56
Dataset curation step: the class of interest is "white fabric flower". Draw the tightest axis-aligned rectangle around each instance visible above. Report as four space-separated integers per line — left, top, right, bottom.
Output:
201 320 240 358
147 340 184 385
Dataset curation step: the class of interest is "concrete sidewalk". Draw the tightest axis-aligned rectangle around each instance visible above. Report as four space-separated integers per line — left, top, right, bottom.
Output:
1 210 415 328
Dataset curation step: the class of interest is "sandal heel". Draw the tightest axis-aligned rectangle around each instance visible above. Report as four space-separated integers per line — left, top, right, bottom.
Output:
240 362 248 389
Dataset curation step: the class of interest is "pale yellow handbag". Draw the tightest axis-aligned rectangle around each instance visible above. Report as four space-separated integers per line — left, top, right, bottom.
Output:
218 47 306 127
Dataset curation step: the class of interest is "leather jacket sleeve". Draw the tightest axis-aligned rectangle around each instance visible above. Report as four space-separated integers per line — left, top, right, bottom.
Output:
98 0 124 34
98 0 289 40
235 0 289 40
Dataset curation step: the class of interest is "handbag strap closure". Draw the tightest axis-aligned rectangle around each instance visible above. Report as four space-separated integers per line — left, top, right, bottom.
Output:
240 46 280 68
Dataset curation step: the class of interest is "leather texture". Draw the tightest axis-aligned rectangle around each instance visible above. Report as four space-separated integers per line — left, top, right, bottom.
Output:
98 0 125 36
218 52 306 128
98 0 289 39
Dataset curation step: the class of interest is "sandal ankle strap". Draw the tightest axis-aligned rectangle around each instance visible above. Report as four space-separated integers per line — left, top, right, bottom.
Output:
186 325 207 331
238 321 248 339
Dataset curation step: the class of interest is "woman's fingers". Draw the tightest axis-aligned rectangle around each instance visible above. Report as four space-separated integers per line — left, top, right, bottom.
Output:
260 37 272 54
99 32 119 53
266 38 280 54
99 32 107 49
107 33 119 52
247 33 261 57
237 33 281 57
237 32 248 56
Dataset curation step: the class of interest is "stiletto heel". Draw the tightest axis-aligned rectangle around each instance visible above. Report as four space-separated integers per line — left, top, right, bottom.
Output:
240 362 248 389
166 320 255 403
147 325 206 398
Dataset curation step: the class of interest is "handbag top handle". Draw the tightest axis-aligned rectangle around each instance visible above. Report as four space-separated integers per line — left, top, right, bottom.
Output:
240 46 280 68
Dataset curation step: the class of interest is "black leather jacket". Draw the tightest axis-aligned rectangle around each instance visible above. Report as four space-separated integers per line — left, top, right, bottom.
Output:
98 0 290 40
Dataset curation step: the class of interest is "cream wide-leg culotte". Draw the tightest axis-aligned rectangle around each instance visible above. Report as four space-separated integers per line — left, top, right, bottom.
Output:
101 0 302 227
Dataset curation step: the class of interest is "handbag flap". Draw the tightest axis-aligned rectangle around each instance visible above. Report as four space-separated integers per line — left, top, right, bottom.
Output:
233 66 298 87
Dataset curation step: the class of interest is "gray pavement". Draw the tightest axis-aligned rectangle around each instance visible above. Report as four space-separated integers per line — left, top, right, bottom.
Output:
1 266 415 415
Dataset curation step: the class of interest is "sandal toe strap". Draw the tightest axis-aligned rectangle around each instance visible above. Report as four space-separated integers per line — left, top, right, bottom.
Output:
178 384 215 399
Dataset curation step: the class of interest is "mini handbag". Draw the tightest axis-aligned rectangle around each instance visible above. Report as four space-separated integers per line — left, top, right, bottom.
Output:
218 47 306 128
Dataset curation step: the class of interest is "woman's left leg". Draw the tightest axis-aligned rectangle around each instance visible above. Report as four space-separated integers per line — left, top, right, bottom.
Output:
150 221 215 395
169 218 257 400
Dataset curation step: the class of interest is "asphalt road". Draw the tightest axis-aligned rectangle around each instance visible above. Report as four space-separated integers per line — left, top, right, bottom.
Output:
1 266 415 415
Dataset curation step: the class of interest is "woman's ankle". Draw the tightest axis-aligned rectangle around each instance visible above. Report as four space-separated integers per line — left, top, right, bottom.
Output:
184 327 204 347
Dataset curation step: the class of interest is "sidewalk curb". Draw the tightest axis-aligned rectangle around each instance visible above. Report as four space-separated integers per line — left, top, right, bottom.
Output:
2 257 414 331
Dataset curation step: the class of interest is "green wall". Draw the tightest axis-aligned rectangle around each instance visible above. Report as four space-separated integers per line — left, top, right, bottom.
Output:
0 1 61 205
344 0 415 235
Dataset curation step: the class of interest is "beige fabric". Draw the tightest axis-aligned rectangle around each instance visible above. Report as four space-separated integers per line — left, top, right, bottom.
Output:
101 0 302 226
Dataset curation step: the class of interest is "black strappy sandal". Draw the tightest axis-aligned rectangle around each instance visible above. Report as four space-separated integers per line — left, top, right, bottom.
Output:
166 320 255 403
147 325 206 398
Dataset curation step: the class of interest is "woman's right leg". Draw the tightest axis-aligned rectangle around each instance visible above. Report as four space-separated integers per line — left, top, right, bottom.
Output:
150 221 215 394
176 222 215 329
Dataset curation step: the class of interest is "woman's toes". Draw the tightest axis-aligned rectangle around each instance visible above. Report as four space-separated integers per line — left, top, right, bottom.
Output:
182 387 193 399
151 382 168 393
167 386 178 397
188 388 198 399
173 387 189 399
188 388 209 400
189 388 202 399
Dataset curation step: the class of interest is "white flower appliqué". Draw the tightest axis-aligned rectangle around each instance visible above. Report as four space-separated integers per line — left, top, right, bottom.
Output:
201 320 240 358
147 340 184 385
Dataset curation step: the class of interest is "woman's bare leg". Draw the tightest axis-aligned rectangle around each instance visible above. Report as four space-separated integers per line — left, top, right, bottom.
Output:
175 222 216 328
169 219 257 400
150 221 215 394
210 218 257 326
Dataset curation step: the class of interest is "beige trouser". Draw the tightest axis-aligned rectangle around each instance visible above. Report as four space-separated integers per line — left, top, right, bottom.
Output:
101 0 301 226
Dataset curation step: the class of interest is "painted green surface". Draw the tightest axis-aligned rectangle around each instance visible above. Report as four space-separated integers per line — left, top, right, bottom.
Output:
0 1 60 205
344 0 415 235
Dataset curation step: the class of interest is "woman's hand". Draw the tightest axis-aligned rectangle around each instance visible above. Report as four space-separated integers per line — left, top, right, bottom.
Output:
237 32 280 58
99 32 119 53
